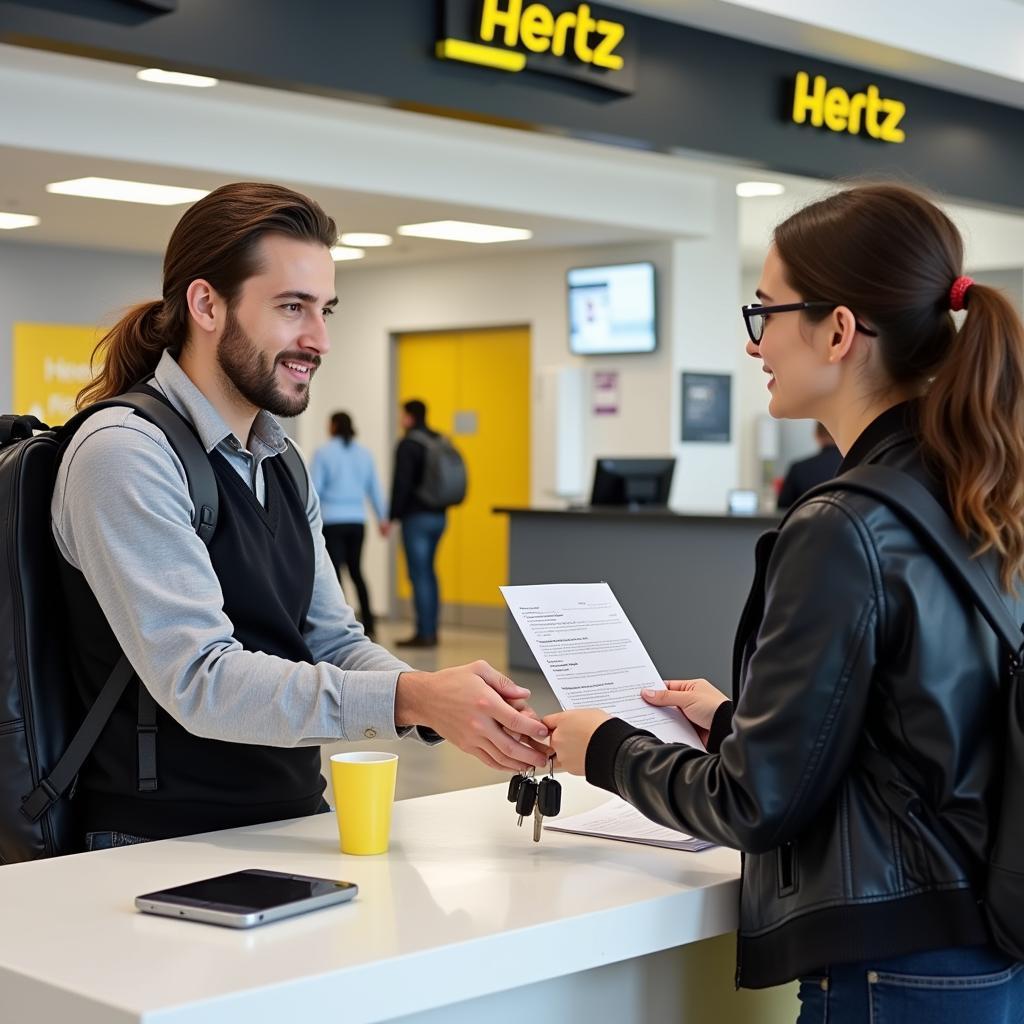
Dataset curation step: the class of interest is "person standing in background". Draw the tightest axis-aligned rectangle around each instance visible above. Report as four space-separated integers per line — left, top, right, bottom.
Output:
310 411 387 639
388 399 446 649
776 421 841 510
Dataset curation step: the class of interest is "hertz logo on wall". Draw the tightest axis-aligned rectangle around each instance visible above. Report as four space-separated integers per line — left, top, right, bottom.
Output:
437 0 636 94
790 71 907 143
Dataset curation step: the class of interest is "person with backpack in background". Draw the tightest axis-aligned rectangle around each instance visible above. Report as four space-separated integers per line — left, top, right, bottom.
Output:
543 184 1024 1021
310 411 387 639
21 182 548 857
388 399 466 649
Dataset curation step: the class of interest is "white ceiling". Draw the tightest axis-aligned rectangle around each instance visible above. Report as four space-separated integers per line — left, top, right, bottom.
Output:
0 43 1022 275
0 145 665 267
607 0 1024 110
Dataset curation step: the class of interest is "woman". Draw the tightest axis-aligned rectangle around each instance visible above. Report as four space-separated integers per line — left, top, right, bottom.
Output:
310 411 388 638
545 184 1024 1021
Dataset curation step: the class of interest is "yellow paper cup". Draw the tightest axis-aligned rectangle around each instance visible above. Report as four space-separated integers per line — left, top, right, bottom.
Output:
330 752 398 855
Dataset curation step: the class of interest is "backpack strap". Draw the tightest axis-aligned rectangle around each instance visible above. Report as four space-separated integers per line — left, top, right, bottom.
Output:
792 464 1024 879
280 437 309 509
22 387 219 820
20 655 138 822
795 465 1024 659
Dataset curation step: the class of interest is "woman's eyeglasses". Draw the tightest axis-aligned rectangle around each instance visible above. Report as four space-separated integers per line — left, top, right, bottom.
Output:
741 301 878 345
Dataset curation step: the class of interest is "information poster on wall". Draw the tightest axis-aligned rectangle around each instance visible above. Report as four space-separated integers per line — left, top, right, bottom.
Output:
591 369 620 416
681 372 731 442
13 322 102 426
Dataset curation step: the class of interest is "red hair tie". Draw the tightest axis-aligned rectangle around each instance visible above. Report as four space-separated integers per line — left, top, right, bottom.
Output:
949 276 974 312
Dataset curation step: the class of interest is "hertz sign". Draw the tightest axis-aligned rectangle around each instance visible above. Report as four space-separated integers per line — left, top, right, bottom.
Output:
790 71 907 144
437 0 635 94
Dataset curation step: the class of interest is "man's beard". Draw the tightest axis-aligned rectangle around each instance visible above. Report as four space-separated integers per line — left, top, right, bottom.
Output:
216 309 319 418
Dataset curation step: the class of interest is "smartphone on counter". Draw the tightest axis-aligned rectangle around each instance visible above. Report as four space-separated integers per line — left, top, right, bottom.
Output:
136 868 358 928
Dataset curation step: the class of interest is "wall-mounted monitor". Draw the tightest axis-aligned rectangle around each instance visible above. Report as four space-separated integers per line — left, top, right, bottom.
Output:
590 457 675 508
568 261 656 355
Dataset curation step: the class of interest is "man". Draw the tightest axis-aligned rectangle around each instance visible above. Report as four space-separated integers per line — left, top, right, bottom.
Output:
776 421 842 510
388 399 445 649
53 182 548 850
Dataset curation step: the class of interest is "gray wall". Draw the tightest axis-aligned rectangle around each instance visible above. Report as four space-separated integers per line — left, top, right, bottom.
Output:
971 267 1023 316
0 240 162 412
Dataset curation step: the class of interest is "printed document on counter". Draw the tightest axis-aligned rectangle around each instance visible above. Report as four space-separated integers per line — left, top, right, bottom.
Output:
545 797 713 852
500 582 703 749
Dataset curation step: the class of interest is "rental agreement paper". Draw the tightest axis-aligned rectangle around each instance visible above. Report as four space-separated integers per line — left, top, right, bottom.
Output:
500 582 703 749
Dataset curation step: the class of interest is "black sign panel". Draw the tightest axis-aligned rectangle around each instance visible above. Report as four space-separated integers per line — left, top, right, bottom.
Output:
438 0 636 95
1 0 1021 210
682 373 732 443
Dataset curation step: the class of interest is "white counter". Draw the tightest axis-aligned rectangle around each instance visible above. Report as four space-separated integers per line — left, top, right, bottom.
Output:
0 776 748 1024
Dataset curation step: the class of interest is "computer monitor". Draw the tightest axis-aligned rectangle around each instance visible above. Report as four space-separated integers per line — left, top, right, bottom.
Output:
590 458 675 508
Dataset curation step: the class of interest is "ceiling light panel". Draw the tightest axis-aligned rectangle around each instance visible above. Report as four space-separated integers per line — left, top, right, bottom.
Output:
0 212 41 230
397 220 532 243
46 178 210 206
137 68 219 88
339 232 392 247
330 246 365 262
736 181 786 198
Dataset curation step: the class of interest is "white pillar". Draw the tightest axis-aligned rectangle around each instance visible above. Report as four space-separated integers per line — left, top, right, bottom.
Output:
669 179 742 512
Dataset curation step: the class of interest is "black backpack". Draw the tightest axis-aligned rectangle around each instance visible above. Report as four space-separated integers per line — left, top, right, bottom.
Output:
793 464 1024 960
0 386 307 864
408 429 467 508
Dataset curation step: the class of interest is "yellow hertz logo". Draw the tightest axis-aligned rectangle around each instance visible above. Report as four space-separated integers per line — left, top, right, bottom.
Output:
792 71 906 143
437 0 625 75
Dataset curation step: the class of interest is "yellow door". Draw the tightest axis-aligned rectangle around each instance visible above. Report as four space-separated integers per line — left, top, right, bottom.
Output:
396 327 530 614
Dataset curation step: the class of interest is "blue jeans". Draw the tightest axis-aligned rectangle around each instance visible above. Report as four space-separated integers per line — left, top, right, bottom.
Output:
797 945 1024 1024
402 511 446 638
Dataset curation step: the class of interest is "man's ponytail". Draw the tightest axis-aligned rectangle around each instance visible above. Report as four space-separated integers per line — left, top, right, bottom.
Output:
75 181 338 410
76 299 169 408
920 285 1024 590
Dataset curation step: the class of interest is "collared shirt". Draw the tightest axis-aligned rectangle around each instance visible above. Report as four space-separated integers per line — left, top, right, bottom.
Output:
52 350 426 746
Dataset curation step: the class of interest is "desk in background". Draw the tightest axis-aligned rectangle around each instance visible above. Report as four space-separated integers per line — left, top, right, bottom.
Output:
496 507 778 695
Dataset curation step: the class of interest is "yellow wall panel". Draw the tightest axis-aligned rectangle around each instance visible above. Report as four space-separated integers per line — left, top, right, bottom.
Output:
396 327 530 609
13 322 103 426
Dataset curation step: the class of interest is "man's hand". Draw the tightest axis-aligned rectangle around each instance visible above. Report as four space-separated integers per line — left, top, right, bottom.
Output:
542 708 611 776
641 678 728 746
396 661 550 771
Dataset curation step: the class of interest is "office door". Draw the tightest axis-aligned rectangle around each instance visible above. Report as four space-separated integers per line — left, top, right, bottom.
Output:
395 327 530 623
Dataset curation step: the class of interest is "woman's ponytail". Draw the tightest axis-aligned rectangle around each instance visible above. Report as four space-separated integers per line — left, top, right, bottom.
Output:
76 299 169 409
919 284 1024 590
774 183 1024 592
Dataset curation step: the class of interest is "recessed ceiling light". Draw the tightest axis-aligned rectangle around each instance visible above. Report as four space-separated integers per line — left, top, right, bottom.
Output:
397 220 532 244
736 181 786 198
0 212 41 230
46 177 210 206
137 68 219 88
339 232 392 248
330 246 365 262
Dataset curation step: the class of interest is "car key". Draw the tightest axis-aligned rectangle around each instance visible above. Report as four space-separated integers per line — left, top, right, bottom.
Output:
533 800 544 842
507 773 524 804
537 774 562 818
515 777 538 826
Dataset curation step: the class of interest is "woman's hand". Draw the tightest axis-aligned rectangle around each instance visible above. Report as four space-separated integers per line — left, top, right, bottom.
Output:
542 708 611 776
641 678 728 746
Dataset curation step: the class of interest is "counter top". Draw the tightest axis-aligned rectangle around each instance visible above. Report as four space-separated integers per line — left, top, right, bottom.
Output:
0 777 740 1024
494 505 780 525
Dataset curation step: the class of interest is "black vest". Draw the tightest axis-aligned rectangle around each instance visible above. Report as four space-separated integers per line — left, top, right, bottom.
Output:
59 440 323 839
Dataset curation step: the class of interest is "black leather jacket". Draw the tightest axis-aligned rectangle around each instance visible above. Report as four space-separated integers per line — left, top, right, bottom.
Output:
586 403 1015 988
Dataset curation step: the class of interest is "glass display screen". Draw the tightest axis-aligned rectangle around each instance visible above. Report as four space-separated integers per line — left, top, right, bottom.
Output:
140 870 354 911
568 262 656 355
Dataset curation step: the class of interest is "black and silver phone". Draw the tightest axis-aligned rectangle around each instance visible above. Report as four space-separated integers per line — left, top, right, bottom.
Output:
135 868 358 928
